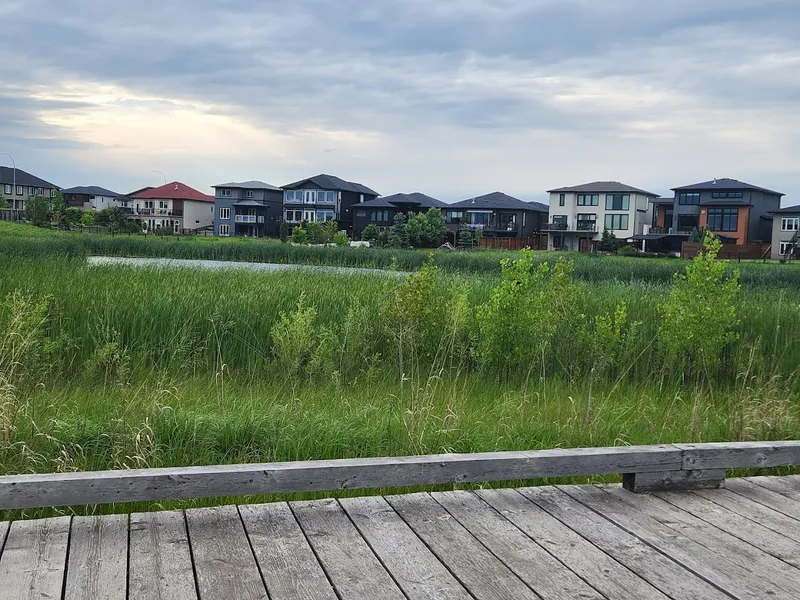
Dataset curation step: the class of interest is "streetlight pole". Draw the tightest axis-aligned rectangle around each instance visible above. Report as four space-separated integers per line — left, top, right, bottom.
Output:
0 153 16 210
152 171 167 186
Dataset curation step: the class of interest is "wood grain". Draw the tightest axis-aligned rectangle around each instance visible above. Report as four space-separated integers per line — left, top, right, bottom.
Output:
64 514 127 600
0 516 70 600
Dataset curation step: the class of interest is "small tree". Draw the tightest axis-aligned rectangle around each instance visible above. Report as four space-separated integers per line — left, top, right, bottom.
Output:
457 223 476 249
81 211 95 227
332 230 349 246
689 227 702 243
361 223 380 243
425 208 447 247
597 228 618 252
24 195 51 227
279 221 290 243
390 212 409 247
291 225 309 244
0 192 8 209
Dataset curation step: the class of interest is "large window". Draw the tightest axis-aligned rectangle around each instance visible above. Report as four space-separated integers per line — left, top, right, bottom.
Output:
446 210 464 224
677 214 699 231
577 194 599 206
219 224 230 236
469 212 491 226
316 210 335 222
3 184 11 195
370 210 390 223
285 210 303 222
605 194 630 211
284 190 303 203
604 214 629 230
577 213 597 231
219 189 232 197
706 208 738 232
781 217 799 231
559 193 565 207
317 191 336 203
711 192 744 199
678 192 700 205
218 207 230 220
28 186 34 196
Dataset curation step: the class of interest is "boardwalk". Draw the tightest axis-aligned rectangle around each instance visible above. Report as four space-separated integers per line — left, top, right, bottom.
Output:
1 475 799 599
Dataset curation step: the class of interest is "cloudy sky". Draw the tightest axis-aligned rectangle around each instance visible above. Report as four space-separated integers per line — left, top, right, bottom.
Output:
1 0 798 203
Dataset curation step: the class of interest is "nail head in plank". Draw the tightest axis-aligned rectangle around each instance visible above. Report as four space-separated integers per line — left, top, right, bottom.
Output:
0 516 70 600
64 514 127 600
186 506 268 600
129 510 198 600
239 502 338 600
291 498 407 600
340 495 473 600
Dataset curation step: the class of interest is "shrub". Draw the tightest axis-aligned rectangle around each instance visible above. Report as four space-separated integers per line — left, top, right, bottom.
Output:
617 245 639 257
270 294 317 379
361 223 379 243
291 226 309 245
332 230 349 247
597 228 618 252
279 221 289 243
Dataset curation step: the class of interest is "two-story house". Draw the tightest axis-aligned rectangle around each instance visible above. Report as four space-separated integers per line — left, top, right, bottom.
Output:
771 205 800 260
545 182 657 251
351 192 447 239
0 166 59 212
61 186 130 212
654 178 783 246
282 174 379 234
213 181 283 237
130 181 215 233
444 192 549 239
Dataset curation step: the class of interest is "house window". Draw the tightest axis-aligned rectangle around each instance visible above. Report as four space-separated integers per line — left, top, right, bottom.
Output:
469 212 491 226
371 210 390 222
15 185 22 196
36 188 43 196
28 186 35 196
552 215 567 224
355 210 367 218
577 194 599 206
50 189 54 198
316 210 335 222
559 193 565 207
220 189 232 197
246 190 255 199
677 214 699 231
577 213 597 231
445 210 464 224
712 192 744 199
303 191 317 204
219 224 230 236
219 207 231 220
605 194 630 211
317 191 336 203
604 214 629 230
678 192 700 205
780 242 795 255
706 208 738 232
3 184 11 195
780 217 799 231
285 210 303 222
284 190 303 203
145 201 154 209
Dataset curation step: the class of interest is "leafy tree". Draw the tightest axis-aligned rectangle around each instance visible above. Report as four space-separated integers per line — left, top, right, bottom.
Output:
51 189 65 214
24 195 51 227
279 221 290 243
390 212 409 248
424 208 447 247
407 208 448 248
80 211 95 227
291 225 309 244
597 228 618 252
361 223 380 243
0 192 8 209
332 230 349 246
377 229 390 248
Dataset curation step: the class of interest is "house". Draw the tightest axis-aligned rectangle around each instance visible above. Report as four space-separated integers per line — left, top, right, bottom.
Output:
129 181 215 233
771 205 800 260
0 166 59 212
282 174 379 234
61 186 130 212
352 192 447 239
212 181 283 237
444 192 549 240
544 182 657 251
653 178 783 249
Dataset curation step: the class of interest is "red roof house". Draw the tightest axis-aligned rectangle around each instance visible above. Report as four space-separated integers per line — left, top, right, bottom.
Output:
130 181 214 203
129 181 215 231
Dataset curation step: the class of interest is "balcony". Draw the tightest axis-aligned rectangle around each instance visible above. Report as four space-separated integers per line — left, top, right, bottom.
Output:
235 215 266 224
134 209 183 217
575 221 597 232
544 222 568 231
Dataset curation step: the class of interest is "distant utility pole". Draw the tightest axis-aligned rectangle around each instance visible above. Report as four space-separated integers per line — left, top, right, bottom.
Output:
152 170 167 185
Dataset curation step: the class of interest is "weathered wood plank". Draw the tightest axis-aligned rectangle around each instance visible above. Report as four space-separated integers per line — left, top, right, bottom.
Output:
746 474 800 497
0 445 684 509
623 469 725 493
519 486 730 600
727 478 800 520
560 484 793 600
678 441 800 470
129 510 198 600
431 490 604 600
239 502 338 600
291 498 407 600
655 486 800 568
341 495 473 600
64 514 127 600
0 521 8 556
186 506 267 600
693 487 800 542
387 492 542 600
0 516 70 600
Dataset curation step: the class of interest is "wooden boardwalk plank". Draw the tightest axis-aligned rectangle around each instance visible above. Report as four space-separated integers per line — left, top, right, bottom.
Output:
341 495 473 600
656 486 800 568
519 486 729 600
291 498 407 600
240 502 338 600
746 474 800 498
477 488 671 600
129 510 198 600
388 492 543 600
726 478 800 521
431 490 604 600
602 486 800 596
0 521 8 555
694 487 800 542
64 514 127 600
560 484 793 600
186 506 267 600
0 516 70 600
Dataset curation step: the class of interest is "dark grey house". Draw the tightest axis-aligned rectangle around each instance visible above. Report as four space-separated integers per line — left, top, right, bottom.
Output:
213 181 283 237
445 192 549 239
653 178 783 246
282 174 379 234
0 166 59 212
352 192 447 239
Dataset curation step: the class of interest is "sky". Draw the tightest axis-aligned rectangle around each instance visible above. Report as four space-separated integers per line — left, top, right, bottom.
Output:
1 0 798 204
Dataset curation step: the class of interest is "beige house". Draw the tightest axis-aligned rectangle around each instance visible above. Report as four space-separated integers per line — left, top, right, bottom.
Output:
0 166 59 212
771 205 800 259
130 181 214 233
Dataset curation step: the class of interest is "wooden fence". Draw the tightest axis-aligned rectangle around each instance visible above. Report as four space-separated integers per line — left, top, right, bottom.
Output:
682 242 772 260
479 235 548 251
1 441 798 509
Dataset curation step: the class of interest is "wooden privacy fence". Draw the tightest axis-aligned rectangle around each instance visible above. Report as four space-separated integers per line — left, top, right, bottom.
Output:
682 242 772 260
1 441 798 509
479 234 548 251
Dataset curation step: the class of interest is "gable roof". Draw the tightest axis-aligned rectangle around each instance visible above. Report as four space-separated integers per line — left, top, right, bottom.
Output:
527 201 550 213
282 174 379 196
355 192 447 209
0 166 59 189
213 180 282 191
547 181 659 197
449 192 543 211
62 185 124 197
672 178 784 196
772 204 800 214
130 181 214 203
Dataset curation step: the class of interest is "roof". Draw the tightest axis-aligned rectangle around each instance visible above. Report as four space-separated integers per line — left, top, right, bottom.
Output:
282 174 379 196
130 181 214 203
213 180 282 191
527 201 550 213
547 181 659 197
629 234 671 241
449 192 546 212
772 204 800 214
233 200 270 207
127 186 154 196
61 186 124 197
699 199 754 207
0 166 59 189
671 178 784 196
355 192 447 209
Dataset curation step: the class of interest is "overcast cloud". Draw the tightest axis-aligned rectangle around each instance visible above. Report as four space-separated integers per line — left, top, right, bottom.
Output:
1 0 798 202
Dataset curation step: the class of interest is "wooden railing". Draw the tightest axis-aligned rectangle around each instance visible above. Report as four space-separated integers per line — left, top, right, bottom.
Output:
0 441 798 509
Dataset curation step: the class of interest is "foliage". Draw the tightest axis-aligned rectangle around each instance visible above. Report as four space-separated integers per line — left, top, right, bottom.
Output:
390 212 409 248
332 230 350 247
616 244 639 257
689 228 703 243
279 221 290 243
407 208 448 248
291 225 309 244
0 192 8 209
659 233 741 377
457 223 477 249
270 294 317 379
597 228 618 252
80 211 95 227
361 223 380 243
24 195 51 227
307 220 339 244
